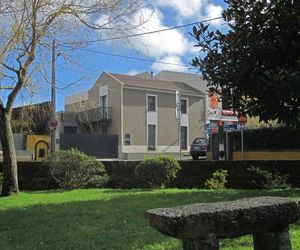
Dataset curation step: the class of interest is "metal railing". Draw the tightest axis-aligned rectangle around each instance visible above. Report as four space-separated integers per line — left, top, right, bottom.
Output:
77 107 112 123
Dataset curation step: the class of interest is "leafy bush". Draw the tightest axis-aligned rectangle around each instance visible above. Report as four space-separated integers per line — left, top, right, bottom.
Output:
0 172 3 193
48 148 108 189
233 127 300 150
135 155 181 188
205 169 228 190
247 166 290 189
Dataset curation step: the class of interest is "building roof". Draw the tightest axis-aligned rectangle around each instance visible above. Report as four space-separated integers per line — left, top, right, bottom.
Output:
156 70 207 94
107 72 203 95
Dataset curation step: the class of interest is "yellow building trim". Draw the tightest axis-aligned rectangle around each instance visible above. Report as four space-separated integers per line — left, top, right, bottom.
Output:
233 151 300 160
26 135 50 161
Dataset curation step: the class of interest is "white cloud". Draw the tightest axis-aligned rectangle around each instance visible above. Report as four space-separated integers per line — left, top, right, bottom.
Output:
127 70 141 75
127 8 191 58
204 4 223 26
151 55 187 72
95 3 224 73
153 0 204 19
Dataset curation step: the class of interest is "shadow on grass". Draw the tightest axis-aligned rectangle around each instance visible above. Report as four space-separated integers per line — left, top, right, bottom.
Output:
0 188 300 250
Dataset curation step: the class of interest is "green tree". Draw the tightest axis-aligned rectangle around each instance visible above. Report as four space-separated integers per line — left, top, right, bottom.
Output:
0 0 144 196
192 0 300 126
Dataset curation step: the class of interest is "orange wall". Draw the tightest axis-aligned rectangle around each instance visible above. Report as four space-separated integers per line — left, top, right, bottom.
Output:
26 135 50 160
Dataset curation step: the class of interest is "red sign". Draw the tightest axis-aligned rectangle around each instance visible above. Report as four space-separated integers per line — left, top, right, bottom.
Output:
221 110 237 116
238 115 247 125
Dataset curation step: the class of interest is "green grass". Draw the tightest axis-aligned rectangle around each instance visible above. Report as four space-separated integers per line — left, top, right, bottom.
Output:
0 188 300 250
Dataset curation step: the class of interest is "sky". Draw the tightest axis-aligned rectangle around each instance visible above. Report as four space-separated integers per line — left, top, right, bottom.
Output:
33 0 228 111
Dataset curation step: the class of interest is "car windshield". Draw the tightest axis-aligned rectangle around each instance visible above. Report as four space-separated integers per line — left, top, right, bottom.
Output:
193 138 207 144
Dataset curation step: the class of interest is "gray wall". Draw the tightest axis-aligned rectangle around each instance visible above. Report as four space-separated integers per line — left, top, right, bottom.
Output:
0 133 25 151
60 134 118 158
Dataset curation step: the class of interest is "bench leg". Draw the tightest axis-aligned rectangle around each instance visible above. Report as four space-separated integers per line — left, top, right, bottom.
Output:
182 234 219 250
253 227 292 250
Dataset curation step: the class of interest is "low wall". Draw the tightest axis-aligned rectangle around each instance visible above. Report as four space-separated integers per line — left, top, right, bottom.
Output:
103 160 300 189
1 160 300 190
233 151 300 160
0 162 57 191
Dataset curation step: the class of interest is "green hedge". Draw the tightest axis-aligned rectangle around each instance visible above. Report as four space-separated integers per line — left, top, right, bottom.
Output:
1 160 300 190
0 162 58 191
233 127 300 150
103 160 300 189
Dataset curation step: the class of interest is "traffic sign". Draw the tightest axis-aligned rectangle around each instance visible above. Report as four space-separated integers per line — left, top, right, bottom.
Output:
221 123 244 132
175 90 181 121
49 118 58 128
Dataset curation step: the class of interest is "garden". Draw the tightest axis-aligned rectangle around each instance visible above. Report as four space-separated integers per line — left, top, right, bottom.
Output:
1 149 300 249
1 189 300 250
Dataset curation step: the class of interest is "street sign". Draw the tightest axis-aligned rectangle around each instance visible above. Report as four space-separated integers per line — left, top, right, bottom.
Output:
223 124 244 131
49 118 58 128
175 90 181 121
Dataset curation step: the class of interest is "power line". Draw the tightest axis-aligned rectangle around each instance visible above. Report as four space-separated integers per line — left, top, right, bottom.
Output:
74 16 223 44
62 47 189 67
56 17 223 76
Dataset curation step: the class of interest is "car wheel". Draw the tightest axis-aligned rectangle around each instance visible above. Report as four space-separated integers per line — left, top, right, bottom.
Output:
192 155 198 160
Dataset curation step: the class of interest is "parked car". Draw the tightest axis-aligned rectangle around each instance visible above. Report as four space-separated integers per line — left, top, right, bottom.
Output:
190 138 208 160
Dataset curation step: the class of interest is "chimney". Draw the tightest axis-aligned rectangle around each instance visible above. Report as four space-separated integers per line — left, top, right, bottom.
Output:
150 71 153 78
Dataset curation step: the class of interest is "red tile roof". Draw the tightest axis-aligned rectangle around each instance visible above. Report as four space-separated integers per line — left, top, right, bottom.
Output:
107 72 202 95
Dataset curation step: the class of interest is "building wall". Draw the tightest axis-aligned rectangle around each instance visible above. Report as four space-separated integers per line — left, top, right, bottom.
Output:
233 151 300 160
0 133 25 151
188 96 206 142
157 92 178 148
26 135 50 160
123 88 146 146
123 88 204 154
63 73 122 140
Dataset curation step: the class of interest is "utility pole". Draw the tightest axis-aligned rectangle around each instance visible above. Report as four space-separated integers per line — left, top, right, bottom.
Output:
51 39 56 154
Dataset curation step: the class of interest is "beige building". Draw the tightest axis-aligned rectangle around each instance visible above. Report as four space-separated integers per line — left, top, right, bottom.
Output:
62 71 205 159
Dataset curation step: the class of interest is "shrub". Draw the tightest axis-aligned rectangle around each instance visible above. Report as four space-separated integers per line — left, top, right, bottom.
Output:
135 155 181 188
205 169 228 190
48 148 108 189
247 166 290 189
233 127 300 150
0 172 3 193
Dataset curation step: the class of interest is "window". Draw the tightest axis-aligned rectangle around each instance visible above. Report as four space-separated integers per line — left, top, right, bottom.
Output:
124 133 131 146
101 95 107 107
180 126 187 149
147 95 156 112
181 99 187 114
148 125 156 150
64 126 77 134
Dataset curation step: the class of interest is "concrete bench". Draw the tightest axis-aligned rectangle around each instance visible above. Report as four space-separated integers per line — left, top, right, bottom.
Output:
145 197 300 250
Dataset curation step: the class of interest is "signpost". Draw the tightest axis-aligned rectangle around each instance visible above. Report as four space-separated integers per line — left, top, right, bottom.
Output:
176 91 182 160
238 115 247 160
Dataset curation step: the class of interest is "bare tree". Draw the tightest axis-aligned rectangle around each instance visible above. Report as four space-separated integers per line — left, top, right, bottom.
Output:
0 0 145 196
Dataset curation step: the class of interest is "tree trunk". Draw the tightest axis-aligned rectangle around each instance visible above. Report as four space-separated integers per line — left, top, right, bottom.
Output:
0 111 19 196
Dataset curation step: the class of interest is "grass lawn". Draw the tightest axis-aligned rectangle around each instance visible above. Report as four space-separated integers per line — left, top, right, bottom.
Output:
0 188 300 250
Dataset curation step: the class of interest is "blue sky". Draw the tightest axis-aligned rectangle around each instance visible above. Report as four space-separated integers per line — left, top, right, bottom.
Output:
33 0 228 111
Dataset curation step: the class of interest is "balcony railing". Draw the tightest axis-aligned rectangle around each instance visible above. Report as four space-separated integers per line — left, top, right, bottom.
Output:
77 107 112 123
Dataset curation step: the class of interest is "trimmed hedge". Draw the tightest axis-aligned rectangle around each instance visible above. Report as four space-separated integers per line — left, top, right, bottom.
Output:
0 161 58 191
135 155 181 188
174 160 300 189
233 127 300 150
103 160 300 189
1 160 300 190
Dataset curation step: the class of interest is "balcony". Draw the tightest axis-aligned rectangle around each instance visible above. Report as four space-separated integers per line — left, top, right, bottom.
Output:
77 107 112 123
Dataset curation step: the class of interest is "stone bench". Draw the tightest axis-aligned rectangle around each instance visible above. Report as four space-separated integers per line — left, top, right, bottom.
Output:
145 197 300 250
